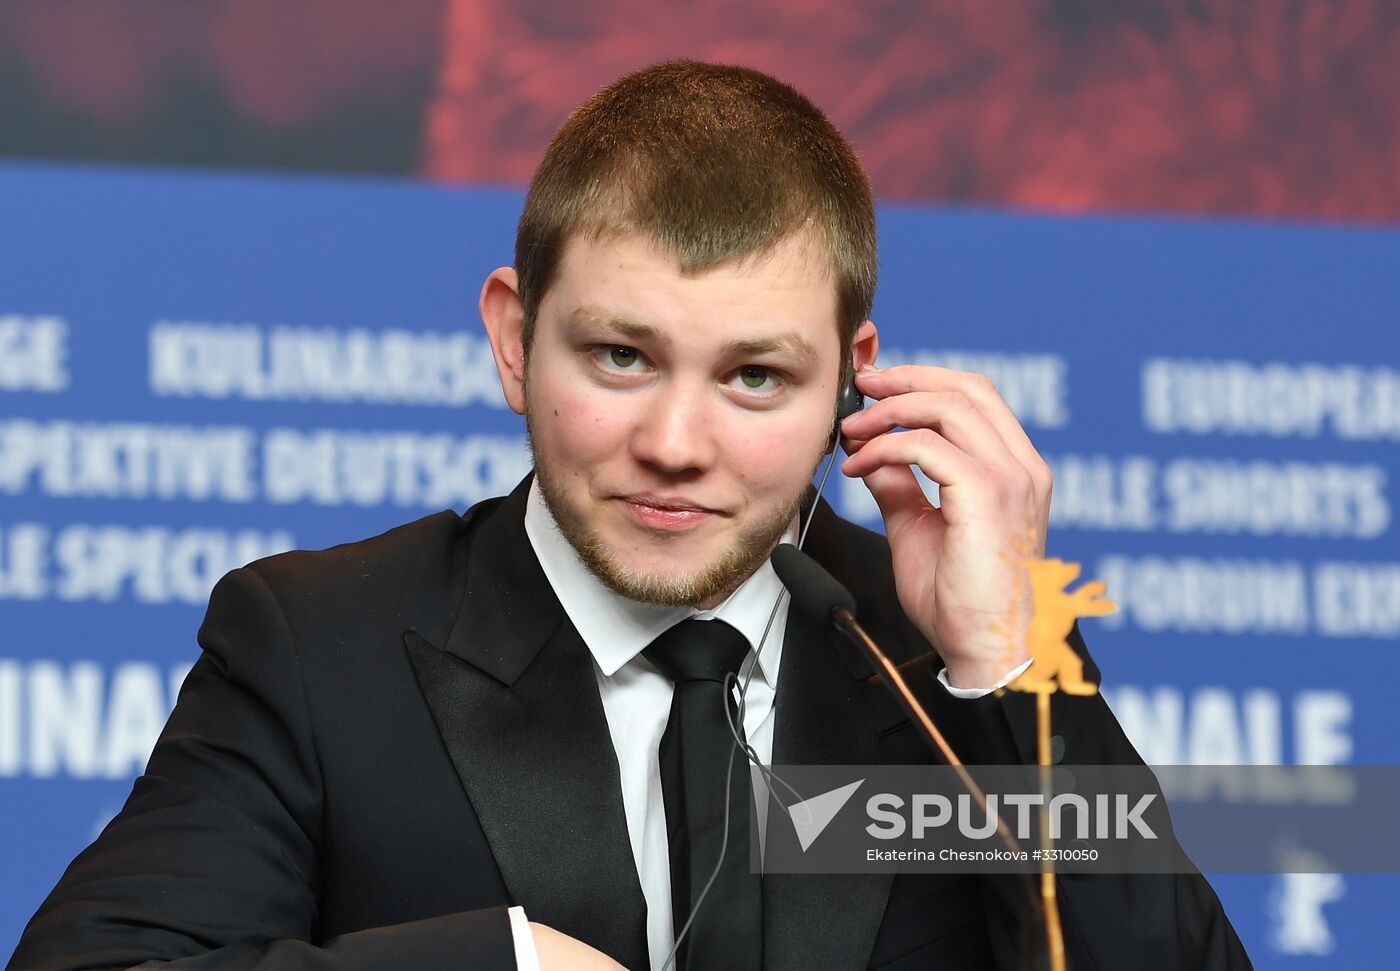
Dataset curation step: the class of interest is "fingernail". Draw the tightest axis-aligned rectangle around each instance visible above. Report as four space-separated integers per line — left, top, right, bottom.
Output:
858 363 882 373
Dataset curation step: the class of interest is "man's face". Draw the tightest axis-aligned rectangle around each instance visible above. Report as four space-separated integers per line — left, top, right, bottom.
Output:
514 230 843 608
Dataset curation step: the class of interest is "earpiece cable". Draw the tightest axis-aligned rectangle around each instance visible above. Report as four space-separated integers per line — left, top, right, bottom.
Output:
659 437 841 971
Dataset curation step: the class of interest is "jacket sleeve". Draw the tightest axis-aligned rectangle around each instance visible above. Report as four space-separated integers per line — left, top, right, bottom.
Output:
919 624 1254 971
7 567 518 971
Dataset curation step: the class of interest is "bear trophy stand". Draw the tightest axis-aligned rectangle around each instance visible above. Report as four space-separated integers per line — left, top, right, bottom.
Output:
1002 554 1118 971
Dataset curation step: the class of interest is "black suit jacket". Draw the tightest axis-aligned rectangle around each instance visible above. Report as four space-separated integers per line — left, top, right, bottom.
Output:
10 479 1250 970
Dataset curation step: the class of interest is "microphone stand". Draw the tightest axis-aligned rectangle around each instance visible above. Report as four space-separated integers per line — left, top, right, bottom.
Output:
775 542 1077 970
835 606 1071 971
831 607 1023 856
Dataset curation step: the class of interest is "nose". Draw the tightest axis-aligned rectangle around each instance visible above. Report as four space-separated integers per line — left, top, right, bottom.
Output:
628 379 719 475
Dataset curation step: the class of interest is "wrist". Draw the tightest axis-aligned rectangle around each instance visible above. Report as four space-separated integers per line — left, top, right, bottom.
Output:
944 655 1027 690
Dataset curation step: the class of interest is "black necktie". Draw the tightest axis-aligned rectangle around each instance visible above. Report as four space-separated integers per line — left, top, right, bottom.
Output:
644 619 763 971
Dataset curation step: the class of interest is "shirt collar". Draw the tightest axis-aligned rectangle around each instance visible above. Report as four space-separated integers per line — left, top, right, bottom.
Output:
523 478 789 685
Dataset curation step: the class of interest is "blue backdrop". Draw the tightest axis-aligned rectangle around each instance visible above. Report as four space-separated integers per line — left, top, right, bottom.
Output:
2 161 1397 966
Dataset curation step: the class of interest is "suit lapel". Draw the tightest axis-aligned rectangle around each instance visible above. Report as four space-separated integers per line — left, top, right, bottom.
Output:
763 504 924 971
404 483 649 970
763 608 901 971
404 485 931 970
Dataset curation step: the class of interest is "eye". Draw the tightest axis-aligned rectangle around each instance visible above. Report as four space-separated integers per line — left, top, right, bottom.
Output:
734 365 779 392
600 346 644 370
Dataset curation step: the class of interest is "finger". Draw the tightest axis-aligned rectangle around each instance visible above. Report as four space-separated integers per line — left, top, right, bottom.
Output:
841 426 980 487
857 366 1041 466
841 389 1018 469
859 460 942 539
839 431 872 457
857 366 1052 504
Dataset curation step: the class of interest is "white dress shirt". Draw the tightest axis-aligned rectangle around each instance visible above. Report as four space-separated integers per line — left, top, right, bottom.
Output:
507 479 1027 971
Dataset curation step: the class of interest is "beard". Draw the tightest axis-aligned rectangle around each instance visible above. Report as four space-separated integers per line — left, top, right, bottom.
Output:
527 413 816 608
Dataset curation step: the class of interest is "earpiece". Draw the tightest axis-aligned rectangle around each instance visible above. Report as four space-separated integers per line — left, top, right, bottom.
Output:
836 371 864 423
831 368 865 444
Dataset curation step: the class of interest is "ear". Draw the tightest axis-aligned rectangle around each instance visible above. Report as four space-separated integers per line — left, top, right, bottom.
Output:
852 320 879 369
479 266 527 415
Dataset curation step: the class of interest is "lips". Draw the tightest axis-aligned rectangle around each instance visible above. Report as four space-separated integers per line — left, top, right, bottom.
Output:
618 494 720 531
625 494 715 513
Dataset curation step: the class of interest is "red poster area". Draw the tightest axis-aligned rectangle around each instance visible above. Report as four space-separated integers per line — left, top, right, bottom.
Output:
2 0 1398 223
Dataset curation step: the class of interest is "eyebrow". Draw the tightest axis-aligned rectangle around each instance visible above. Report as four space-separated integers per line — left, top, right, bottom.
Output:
567 306 822 368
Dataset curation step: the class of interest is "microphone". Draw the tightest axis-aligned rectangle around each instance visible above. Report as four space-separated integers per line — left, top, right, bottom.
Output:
770 542 854 622
771 547 1055 970
770 542 1022 854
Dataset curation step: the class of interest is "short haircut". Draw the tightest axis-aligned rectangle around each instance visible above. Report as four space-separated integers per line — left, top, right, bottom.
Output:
515 60 877 374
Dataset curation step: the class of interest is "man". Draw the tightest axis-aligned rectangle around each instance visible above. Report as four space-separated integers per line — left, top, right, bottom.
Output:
10 62 1249 970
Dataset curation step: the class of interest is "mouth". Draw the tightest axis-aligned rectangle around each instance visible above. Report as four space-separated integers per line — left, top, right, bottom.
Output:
617 494 721 532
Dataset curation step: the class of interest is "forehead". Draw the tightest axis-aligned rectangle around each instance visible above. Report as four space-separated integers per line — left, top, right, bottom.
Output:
541 229 842 353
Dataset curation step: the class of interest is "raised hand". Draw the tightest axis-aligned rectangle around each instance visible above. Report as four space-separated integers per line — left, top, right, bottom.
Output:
839 364 1053 688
